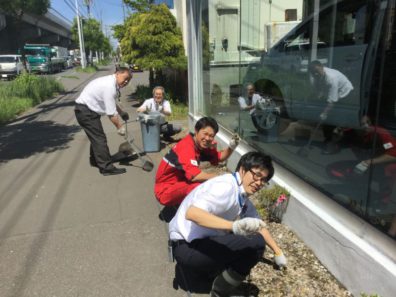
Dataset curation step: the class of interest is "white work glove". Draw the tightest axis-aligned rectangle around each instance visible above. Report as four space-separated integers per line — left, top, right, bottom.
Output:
319 112 328 121
229 133 240 150
117 125 126 136
354 161 369 174
232 218 266 235
274 251 287 268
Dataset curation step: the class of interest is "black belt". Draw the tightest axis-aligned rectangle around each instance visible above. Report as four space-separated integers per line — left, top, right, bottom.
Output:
171 240 187 248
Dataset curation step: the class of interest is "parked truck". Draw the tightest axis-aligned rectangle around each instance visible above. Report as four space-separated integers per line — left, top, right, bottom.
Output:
24 44 67 73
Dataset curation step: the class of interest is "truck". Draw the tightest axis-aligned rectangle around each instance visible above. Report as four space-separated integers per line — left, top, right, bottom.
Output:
24 44 67 74
243 0 393 132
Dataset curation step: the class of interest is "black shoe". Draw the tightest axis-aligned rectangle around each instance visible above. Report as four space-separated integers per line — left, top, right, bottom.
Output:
100 167 126 176
89 157 98 168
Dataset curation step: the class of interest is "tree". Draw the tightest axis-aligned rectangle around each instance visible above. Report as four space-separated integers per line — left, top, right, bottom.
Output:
71 18 111 62
120 4 186 85
0 0 50 69
123 0 154 13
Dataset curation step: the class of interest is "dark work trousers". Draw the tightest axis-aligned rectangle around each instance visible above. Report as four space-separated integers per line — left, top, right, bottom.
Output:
74 103 113 171
173 233 265 277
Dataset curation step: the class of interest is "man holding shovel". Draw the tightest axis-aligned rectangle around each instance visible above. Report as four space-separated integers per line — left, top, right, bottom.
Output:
309 60 353 154
74 67 132 176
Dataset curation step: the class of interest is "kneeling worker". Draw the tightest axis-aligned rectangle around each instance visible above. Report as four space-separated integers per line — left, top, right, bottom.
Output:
155 117 239 206
169 152 287 296
137 86 181 138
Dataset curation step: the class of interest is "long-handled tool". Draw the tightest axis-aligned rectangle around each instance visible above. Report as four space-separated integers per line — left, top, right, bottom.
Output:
297 120 323 157
112 118 154 172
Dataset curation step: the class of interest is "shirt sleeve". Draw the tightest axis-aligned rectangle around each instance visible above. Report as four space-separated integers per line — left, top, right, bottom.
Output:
139 99 151 110
174 144 201 181
238 97 247 108
163 100 172 113
193 181 234 214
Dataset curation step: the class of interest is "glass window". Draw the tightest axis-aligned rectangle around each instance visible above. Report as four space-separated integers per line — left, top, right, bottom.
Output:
199 0 395 240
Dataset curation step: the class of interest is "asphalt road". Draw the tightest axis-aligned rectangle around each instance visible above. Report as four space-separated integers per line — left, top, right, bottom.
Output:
0 66 188 297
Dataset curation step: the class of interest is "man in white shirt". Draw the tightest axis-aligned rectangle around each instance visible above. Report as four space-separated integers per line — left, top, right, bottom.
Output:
169 152 287 296
238 83 263 131
137 86 181 138
75 67 132 176
309 60 354 154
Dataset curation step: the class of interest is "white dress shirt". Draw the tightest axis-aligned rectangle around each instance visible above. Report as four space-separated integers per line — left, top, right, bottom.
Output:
323 67 353 103
139 98 172 114
76 74 119 116
238 93 262 115
169 172 260 242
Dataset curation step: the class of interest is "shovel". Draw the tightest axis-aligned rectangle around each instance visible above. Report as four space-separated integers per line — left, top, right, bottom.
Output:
297 120 323 157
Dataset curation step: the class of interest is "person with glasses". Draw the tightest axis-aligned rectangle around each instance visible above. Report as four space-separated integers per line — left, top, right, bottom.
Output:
308 60 353 154
169 151 287 296
155 117 239 207
74 67 132 176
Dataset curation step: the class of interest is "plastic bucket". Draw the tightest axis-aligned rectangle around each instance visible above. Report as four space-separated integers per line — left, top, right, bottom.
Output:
138 112 162 152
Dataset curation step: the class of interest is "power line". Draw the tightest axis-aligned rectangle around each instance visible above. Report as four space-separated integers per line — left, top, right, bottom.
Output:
49 7 73 25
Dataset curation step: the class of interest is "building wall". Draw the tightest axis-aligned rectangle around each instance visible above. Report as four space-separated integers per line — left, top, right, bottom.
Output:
186 1 396 296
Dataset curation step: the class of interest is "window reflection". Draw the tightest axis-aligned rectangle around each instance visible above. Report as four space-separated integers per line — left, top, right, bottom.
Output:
200 0 395 239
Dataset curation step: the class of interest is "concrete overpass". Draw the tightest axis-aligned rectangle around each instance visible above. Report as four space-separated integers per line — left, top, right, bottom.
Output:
0 10 73 54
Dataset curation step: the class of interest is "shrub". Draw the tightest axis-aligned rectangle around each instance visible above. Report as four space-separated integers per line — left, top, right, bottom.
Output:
76 65 98 73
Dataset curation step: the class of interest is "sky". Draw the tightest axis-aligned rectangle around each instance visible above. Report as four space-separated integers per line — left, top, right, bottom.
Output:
50 0 130 47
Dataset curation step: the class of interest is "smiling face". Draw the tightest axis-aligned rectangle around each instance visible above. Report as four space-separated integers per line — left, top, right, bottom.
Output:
194 126 216 150
153 88 164 104
239 166 269 195
116 71 132 88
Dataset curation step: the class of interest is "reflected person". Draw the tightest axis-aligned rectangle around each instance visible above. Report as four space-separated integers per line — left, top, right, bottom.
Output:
238 83 264 131
309 60 353 154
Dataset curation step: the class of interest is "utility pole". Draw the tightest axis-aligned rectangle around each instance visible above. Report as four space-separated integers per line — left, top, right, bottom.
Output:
75 0 87 68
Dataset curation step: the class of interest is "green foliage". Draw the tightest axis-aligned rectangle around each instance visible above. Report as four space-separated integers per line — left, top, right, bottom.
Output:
167 101 188 121
361 294 381 297
0 74 64 124
0 97 32 124
0 0 50 18
134 85 152 101
72 18 112 56
96 58 111 66
120 4 186 71
75 66 98 73
123 0 154 13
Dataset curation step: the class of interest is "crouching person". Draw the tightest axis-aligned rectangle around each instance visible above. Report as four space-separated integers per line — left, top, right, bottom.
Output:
169 152 287 296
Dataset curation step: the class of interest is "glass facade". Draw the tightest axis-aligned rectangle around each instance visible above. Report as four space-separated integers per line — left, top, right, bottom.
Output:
199 0 396 240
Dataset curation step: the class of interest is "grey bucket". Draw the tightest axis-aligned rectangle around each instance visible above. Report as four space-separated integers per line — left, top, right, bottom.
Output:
138 112 162 152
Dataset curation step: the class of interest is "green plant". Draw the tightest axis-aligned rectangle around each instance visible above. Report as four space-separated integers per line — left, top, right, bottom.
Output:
361 293 381 297
134 84 152 101
168 100 188 121
255 184 290 222
75 65 98 73
61 75 79 79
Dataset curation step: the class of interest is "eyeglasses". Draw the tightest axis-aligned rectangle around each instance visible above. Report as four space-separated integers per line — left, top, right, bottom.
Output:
249 169 269 185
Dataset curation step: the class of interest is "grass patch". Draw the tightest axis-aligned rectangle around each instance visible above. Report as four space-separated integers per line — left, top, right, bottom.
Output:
61 75 79 79
0 73 64 124
95 58 111 66
168 100 188 121
75 65 98 73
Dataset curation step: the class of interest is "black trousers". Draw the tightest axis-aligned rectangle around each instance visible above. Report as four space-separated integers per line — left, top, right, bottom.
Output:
173 233 265 277
74 103 113 171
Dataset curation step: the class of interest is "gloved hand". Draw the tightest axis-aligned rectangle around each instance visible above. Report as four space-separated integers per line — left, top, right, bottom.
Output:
229 133 240 150
319 112 328 121
232 218 266 235
354 161 369 174
117 125 126 136
120 111 129 121
274 251 287 268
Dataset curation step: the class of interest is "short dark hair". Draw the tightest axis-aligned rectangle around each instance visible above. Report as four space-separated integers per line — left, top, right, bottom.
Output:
235 152 274 182
308 60 323 73
194 117 219 134
115 66 132 74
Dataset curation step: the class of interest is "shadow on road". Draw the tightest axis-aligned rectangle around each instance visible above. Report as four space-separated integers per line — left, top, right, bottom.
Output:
0 120 81 163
